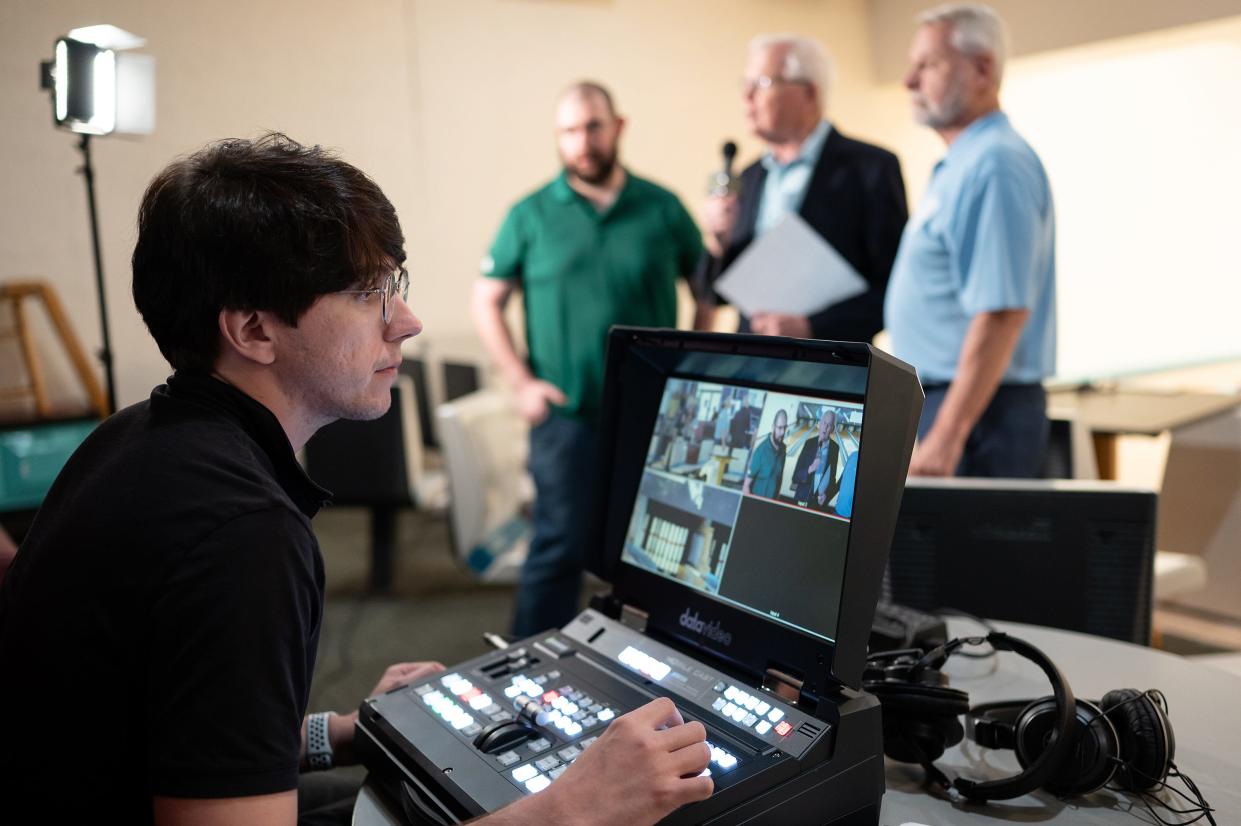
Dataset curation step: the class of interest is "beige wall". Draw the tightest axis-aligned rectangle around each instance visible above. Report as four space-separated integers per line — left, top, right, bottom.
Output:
1 0 876 413
2 0 420 412
867 0 1241 82
5 0 1240 416
403 0 880 358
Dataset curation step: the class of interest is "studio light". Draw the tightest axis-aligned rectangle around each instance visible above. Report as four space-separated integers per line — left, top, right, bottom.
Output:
40 25 155 136
37 25 157 415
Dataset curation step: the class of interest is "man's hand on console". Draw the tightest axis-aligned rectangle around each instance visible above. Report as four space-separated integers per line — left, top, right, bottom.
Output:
326 661 445 766
484 697 713 825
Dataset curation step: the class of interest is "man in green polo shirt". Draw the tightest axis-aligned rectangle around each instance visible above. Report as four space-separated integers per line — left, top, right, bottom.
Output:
471 81 707 636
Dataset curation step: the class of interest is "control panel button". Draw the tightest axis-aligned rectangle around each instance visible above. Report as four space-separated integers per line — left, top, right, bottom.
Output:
775 721 793 737
755 701 770 716
558 746 581 762
525 774 551 793
755 720 772 735
496 750 520 766
534 756 561 773
767 708 785 723
596 709 615 722
743 713 758 727
512 764 538 783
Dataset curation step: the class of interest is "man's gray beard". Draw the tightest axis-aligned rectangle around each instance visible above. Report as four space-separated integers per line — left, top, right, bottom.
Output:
912 86 966 130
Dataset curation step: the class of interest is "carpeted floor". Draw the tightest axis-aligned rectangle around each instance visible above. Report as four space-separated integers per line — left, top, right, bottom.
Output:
307 506 518 716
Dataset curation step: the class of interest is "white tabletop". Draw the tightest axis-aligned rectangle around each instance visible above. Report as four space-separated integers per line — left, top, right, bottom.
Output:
354 619 1239 825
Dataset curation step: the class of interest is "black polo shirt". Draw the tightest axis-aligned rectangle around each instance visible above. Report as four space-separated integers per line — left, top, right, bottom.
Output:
0 373 329 822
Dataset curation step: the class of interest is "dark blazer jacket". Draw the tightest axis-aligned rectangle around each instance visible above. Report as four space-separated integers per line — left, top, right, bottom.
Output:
791 434 840 507
701 127 908 343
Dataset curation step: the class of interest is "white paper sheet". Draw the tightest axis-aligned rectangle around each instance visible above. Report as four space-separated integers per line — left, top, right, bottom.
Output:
714 213 868 317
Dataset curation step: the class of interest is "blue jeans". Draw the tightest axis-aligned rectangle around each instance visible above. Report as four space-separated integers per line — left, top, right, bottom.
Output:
511 413 598 637
920 383 1048 478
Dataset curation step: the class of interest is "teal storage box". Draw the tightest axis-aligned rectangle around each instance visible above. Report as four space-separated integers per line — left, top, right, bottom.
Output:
0 419 97 511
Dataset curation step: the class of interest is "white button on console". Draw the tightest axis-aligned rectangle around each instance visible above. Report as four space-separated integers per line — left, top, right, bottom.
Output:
755 701 770 716
525 774 551 793
767 708 784 723
755 720 772 735
512 765 538 783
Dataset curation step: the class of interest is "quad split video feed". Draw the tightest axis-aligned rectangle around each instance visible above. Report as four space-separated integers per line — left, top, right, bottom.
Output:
621 377 864 643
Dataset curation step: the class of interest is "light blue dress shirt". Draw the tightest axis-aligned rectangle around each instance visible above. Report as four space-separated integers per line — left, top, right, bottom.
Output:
754 120 831 236
884 112 1056 384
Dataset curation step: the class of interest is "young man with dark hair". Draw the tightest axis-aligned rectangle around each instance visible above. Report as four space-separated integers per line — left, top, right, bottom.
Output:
0 134 711 825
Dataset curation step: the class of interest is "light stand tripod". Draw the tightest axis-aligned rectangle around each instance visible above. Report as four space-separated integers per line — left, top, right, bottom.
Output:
74 133 116 415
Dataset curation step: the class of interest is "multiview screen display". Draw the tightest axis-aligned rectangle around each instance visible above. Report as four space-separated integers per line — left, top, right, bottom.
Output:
621 377 863 643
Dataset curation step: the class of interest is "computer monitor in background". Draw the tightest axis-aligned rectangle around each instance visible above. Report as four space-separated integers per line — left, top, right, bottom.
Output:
888 478 1157 645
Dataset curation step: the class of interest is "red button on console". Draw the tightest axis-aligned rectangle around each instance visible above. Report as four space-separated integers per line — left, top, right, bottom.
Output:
775 721 793 737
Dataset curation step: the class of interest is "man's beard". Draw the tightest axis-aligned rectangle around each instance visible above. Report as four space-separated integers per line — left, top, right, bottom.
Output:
911 72 968 129
564 147 618 186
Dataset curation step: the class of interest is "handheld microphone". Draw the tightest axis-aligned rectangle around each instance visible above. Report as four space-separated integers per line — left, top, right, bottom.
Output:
708 141 740 196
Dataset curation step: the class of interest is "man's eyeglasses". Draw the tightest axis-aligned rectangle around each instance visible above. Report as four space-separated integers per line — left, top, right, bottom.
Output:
740 75 811 95
337 267 410 324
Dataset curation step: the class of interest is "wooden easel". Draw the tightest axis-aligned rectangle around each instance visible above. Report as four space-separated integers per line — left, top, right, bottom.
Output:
0 280 108 418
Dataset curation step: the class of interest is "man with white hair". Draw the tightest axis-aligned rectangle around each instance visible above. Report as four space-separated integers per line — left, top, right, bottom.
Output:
886 3 1056 478
701 34 908 343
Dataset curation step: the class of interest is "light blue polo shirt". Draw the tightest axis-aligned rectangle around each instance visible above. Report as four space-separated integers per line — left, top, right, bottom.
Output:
755 120 831 236
884 111 1056 384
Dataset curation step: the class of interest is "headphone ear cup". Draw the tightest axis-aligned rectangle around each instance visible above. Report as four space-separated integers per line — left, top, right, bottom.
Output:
867 682 970 762
1013 698 1119 796
1102 688 1174 792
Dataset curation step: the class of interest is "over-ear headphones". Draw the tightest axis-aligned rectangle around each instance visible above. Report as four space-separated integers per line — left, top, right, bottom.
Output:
967 687 1176 797
863 631 1079 801
863 632 1180 803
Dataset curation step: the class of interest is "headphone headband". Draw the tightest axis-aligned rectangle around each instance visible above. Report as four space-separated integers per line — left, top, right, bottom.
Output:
952 632 1077 801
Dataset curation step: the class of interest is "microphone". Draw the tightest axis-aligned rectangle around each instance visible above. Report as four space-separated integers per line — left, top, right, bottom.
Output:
708 141 740 196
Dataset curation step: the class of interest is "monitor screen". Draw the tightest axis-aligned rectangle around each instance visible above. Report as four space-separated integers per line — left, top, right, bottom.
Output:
620 377 863 644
